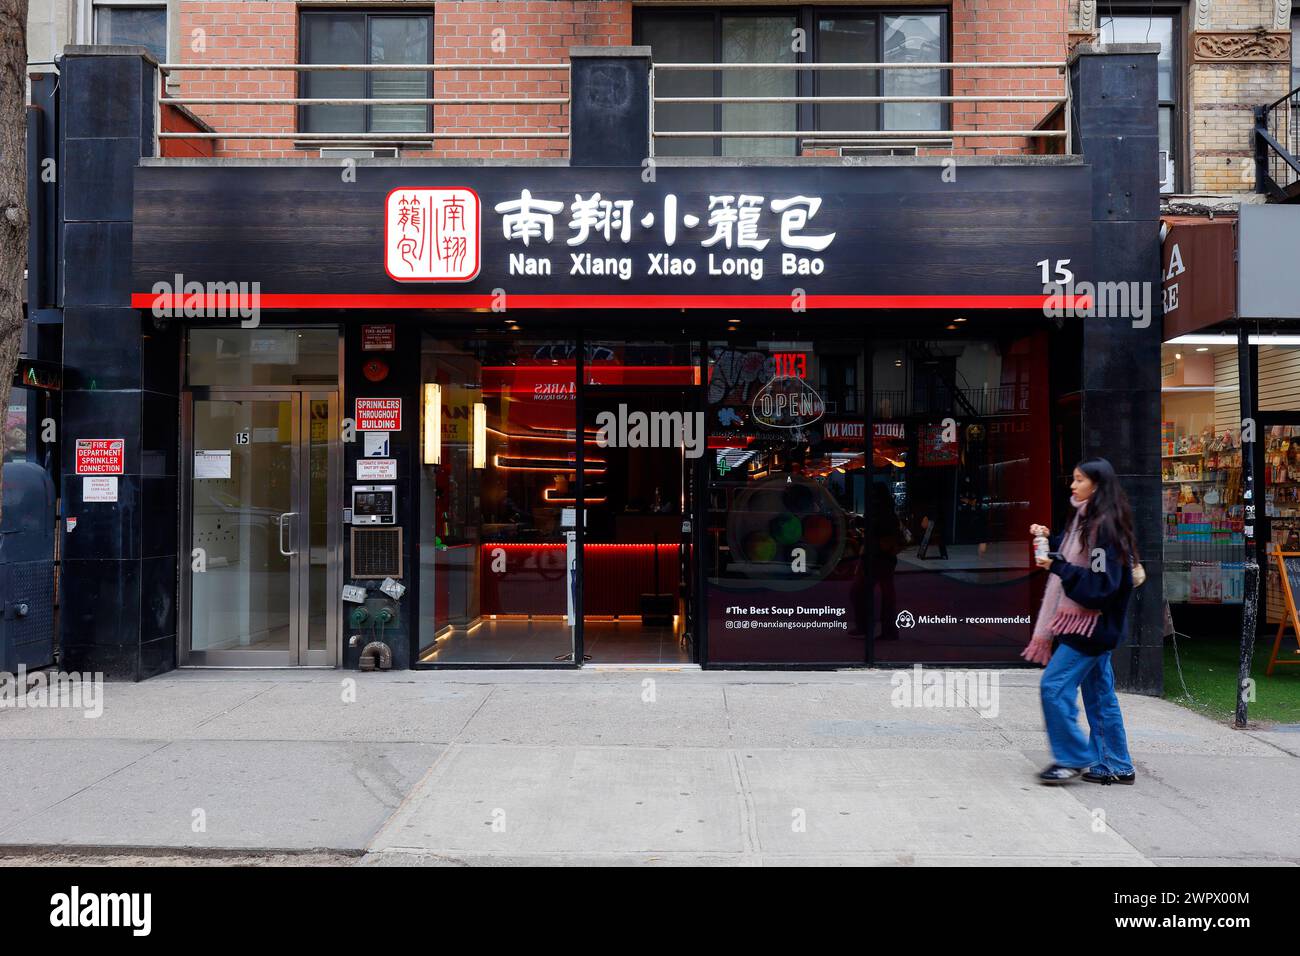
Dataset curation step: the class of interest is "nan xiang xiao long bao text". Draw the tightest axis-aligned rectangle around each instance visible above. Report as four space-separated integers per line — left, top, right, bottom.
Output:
391 190 839 283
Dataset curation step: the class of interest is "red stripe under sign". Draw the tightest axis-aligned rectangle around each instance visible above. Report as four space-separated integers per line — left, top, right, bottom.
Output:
131 292 1093 311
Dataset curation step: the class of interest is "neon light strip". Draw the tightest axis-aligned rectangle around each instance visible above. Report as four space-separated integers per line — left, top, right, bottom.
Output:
482 366 698 374
488 427 598 444
132 292 1092 311
542 489 607 504
493 454 606 473
482 543 677 550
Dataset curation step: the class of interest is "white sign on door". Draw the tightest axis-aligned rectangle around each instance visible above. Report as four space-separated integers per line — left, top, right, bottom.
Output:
83 476 118 503
356 458 397 481
194 450 232 480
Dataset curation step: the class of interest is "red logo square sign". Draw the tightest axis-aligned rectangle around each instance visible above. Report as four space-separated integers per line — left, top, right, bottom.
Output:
75 439 125 475
355 398 402 432
385 187 481 282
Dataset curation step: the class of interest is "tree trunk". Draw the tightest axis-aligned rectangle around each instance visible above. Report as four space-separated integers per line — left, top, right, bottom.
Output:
0 0 29 523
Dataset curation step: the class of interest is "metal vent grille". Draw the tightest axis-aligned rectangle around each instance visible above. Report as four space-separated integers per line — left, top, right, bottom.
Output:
351 527 403 579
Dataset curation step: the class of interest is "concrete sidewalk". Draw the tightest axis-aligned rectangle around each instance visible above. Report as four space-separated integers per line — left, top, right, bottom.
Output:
0 668 1296 866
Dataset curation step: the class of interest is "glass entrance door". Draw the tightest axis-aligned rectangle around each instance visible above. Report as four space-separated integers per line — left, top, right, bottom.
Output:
182 390 341 666
580 385 701 664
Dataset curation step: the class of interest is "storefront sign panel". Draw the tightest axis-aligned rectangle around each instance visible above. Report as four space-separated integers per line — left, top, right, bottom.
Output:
133 164 1093 308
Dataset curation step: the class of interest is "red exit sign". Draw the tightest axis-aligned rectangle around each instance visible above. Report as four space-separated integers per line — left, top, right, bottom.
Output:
773 352 807 378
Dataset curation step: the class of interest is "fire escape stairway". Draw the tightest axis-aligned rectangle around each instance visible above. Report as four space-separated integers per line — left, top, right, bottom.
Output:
1256 85 1300 203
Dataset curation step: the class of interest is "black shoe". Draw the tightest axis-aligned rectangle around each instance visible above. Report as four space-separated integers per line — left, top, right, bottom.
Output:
1082 769 1136 786
1038 764 1084 785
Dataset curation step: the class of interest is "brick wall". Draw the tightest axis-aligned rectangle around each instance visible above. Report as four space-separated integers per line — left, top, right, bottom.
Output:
1184 0 1292 194
164 0 1294 172
177 0 298 158
172 0 629 159
949 0 1069 156
432 0 629 160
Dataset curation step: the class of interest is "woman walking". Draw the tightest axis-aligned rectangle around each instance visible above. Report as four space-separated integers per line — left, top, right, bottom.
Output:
1022 458 1138 786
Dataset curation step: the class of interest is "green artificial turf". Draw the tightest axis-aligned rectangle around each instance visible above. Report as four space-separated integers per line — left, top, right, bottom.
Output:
1164 633 1300 726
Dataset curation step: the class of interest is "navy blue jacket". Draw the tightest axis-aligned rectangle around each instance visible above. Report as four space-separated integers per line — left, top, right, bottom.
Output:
1046 531 1134 656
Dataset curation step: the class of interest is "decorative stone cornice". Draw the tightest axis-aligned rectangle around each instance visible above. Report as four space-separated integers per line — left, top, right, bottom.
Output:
1078 0 1096 34
1191 29 1292 62
1195 0 1213 32
1068 31 1098 52
1273 0 1292 32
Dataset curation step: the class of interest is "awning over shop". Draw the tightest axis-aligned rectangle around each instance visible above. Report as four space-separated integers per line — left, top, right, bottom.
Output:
1160 214 1236 341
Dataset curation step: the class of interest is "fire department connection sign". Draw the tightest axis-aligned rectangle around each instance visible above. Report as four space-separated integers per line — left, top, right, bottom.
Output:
385 187 481 282
355 398 402 432
75 439 124 475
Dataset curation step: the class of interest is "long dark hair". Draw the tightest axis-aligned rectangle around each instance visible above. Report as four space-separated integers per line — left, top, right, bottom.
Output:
1074 457 1139 565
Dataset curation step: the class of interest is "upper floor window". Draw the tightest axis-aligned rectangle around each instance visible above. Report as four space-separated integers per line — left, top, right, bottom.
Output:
1098 7 1180 193
636 7 947 157
299 11 433 135
92 1 167 62
1292 12 1298 91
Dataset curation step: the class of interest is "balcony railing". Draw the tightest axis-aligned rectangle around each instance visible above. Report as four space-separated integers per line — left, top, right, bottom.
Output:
155 61 571 151
650 60 1071 156
1255 85 1300 201
152 57 1072 158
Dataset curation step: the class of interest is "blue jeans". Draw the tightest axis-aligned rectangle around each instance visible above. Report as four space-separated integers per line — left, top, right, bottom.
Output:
1040 643 1134 774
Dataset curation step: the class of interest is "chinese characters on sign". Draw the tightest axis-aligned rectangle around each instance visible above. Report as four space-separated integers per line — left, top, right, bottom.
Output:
493 191 837 283
385 188 482 282
384 188 838 284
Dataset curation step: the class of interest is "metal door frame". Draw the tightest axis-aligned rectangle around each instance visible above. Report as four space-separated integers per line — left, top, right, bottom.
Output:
180 388 342 667
299 390 343 666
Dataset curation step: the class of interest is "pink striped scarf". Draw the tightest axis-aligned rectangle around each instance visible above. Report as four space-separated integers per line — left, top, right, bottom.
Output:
1032 497 1102 640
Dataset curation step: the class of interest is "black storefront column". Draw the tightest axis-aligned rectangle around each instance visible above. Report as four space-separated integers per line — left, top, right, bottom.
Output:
58 47 179 680
1069 44 1163 694
568 46 651 167
344 323 418 671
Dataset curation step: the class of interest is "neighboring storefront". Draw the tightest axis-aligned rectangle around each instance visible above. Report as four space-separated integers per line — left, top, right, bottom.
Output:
32 45 1166 684
1161 203 1300 639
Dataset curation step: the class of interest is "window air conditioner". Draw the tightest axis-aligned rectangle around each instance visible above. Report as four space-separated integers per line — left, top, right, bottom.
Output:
318 147 400 160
